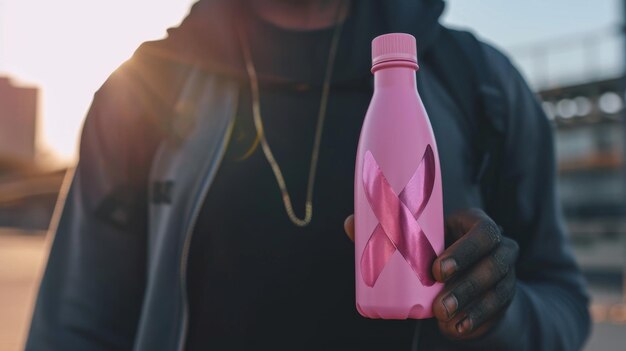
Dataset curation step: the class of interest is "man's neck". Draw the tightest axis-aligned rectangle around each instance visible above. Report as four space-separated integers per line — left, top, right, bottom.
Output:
248 0 349 30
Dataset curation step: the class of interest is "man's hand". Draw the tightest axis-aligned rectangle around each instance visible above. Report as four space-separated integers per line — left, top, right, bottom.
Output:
431 208 518 339
343 209 518 340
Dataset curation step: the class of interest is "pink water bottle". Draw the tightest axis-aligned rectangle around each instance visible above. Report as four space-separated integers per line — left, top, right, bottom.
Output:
354 33 444 319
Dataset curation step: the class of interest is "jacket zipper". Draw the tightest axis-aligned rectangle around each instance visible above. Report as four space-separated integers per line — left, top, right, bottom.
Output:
175 116 236 351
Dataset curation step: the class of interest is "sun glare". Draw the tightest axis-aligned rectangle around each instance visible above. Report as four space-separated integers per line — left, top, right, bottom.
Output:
1 0 196 164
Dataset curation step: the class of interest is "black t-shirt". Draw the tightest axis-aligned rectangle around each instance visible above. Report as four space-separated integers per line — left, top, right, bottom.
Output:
185 8 416 351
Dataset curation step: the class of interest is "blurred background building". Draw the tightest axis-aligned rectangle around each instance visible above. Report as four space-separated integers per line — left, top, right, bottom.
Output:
504 22 626 335
0 77 37 162
0 77 64 231
1 0 626 350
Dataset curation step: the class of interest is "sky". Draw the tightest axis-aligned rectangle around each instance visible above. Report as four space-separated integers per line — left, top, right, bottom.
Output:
0 0 622 163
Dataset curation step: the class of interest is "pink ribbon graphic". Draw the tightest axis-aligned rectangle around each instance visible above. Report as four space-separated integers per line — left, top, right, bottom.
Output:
361 146 437 287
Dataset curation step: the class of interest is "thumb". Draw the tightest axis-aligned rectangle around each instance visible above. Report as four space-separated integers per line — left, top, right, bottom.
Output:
344 214 355 242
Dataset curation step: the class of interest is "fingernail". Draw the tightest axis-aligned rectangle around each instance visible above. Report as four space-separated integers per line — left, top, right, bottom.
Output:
440 258 457 279
456 317 472 334
442 295 458 317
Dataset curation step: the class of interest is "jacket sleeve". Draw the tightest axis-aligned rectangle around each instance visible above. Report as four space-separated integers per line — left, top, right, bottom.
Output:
460 45 591 350
25 64 161 351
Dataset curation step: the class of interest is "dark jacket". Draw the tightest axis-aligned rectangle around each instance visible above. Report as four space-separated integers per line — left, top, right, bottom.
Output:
26 1 590 350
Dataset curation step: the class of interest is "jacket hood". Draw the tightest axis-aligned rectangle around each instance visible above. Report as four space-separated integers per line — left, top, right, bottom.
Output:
135 0 445 84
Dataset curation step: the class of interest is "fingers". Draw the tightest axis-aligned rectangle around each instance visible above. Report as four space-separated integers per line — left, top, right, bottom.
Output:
438 271 515 339
344 214 354 241
456 268 517 335
433 238 518 321
436 266 516 339
433 212 502 282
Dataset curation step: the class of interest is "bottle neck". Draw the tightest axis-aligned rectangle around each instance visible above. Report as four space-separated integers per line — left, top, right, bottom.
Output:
372 61 418 91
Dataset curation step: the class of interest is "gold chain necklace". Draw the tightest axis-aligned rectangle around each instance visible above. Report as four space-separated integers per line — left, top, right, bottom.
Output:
237 1 349 227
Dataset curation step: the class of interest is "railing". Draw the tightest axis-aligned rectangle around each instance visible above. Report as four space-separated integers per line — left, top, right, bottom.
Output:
508 25 623 90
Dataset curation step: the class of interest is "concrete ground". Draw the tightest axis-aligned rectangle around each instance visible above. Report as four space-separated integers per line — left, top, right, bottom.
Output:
0 229 625 351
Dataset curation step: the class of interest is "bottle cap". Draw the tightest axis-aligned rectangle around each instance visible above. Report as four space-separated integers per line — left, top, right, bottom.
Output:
371 33 417 67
